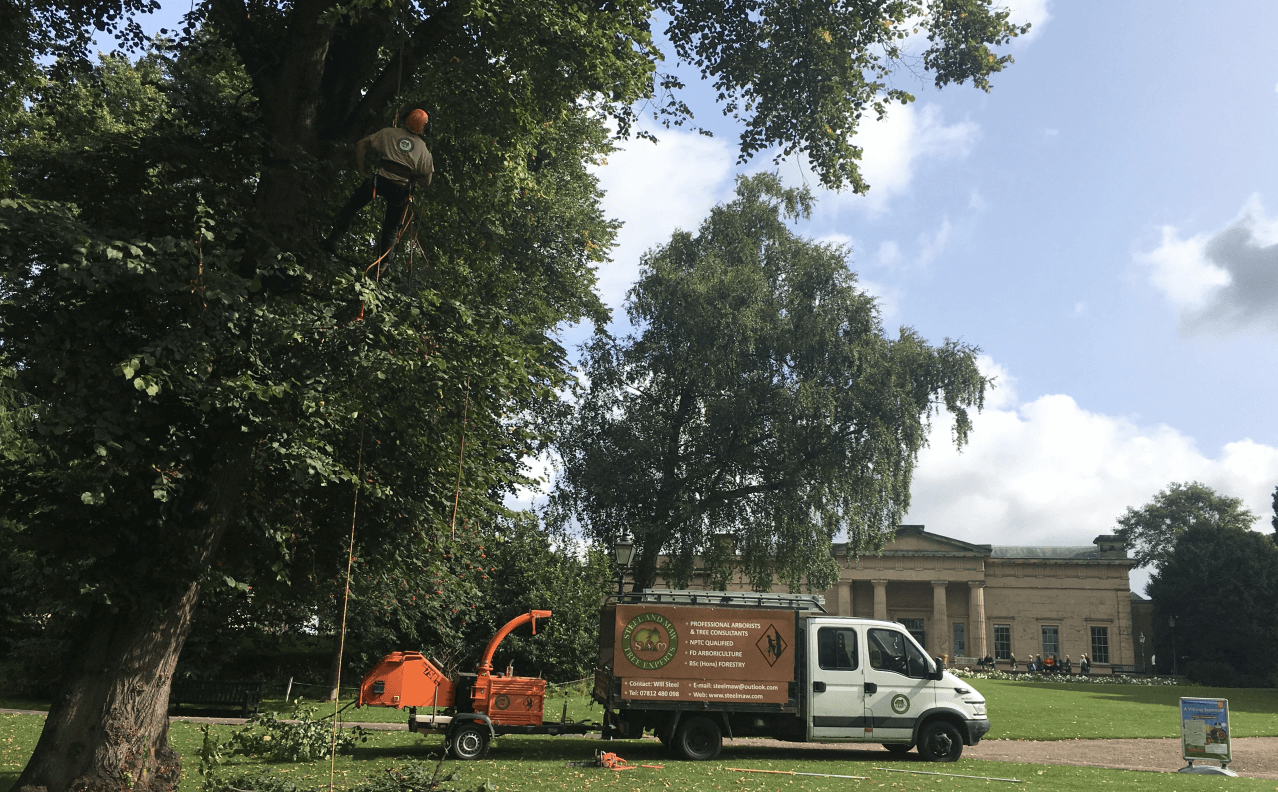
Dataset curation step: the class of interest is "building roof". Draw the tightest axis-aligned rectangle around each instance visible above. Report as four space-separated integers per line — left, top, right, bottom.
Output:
990 546 1108 560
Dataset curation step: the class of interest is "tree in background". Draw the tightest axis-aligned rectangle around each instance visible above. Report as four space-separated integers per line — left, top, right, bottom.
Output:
1147 523 1278 682
550 174 987 592
1271 484 1277 543
1 0 1025 785
1115 482 1257 571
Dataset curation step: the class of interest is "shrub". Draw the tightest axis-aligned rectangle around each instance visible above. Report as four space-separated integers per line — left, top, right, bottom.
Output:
228 702 368 762
1186 661 1239 688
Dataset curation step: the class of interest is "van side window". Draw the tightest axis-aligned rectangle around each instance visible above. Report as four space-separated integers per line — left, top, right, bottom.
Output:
817 627 858 670
868 629 931 679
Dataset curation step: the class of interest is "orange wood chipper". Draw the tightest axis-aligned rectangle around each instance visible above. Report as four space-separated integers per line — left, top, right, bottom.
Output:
357 609 589 759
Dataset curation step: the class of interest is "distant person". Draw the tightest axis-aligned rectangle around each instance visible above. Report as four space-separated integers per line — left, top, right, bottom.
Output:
1043 654 1056 673
1064 655 1073 674
1035 654 1043 673
1080 653 1091 675
1009 653 1016 672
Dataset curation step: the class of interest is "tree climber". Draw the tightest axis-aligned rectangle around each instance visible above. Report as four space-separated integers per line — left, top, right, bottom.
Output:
325 108 434 266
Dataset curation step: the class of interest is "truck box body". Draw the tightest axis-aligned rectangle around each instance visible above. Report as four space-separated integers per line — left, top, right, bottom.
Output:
595 590 990 762
608 603 796 705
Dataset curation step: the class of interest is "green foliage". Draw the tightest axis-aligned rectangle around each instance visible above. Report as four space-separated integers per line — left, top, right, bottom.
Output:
1271 484 1277 541
550 173 987 592
443 514 612 681
227 704 368 762
1147 523 1278 682
197 724 225 792
1185 660 1241 688
1115 481 1258 571
658 0 1028 189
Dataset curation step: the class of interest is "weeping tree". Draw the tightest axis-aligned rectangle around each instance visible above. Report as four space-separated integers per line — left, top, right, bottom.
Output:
550 174 988 592
1 0 1024 785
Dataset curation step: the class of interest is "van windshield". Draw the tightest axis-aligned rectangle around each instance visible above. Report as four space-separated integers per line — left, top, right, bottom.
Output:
868 629 931 679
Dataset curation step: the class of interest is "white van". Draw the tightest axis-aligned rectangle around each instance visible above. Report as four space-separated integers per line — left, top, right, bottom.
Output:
808 616 989 760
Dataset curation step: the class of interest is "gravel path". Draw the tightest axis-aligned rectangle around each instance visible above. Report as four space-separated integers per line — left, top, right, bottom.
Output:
722 736 1278 779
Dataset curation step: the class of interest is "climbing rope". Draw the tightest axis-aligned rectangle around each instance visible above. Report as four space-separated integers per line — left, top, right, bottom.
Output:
329 418 365 792
449 377 470 540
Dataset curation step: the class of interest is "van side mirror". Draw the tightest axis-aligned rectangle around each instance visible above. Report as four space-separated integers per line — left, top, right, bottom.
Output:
931 657 946 681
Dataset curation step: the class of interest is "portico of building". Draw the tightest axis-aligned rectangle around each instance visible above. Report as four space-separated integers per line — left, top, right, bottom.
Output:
652 525 1139 671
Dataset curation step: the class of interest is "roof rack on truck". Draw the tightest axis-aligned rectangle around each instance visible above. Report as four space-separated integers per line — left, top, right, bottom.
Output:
605 588 826 612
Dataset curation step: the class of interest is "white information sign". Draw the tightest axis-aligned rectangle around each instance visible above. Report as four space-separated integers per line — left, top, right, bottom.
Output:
1180 697 1231 764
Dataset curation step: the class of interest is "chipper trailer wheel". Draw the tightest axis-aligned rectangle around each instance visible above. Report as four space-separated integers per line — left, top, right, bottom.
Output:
449 723 491 761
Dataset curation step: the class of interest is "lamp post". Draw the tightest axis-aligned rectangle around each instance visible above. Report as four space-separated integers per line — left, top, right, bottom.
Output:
1168 615 1177 676
613 534 636 595
1139 632 1145 674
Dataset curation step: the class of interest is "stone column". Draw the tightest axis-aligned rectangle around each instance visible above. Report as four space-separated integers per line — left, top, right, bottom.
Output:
872 580 888 620
968 581 987 659
931 580 950 659
846 582 855 617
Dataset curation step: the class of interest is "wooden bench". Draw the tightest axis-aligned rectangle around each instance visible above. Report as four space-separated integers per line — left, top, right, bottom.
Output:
170 680 264 717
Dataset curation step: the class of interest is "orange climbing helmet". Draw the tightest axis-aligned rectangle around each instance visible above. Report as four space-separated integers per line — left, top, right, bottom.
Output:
405 109 429 135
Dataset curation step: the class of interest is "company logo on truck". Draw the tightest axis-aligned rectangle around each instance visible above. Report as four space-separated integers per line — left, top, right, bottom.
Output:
622 612 679 670
755 623 788 667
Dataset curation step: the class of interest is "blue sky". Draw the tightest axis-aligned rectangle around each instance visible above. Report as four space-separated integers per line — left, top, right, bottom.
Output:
584 1 1278 592
122 1 1278 590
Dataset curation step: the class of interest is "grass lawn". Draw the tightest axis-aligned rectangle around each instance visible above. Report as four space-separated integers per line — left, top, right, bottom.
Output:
4 713 1277 792
4 681 1278 791
977 680 1278 740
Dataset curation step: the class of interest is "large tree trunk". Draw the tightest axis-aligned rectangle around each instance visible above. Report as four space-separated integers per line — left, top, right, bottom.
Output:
16 446 250 792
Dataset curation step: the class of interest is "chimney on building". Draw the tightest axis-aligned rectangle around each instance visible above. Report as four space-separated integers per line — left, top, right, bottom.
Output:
1093 534 1126 555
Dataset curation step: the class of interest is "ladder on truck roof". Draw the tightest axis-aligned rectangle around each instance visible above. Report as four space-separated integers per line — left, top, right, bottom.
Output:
608 588 827 612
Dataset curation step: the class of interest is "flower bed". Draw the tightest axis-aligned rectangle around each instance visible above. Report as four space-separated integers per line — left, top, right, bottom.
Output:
951 668 1181 685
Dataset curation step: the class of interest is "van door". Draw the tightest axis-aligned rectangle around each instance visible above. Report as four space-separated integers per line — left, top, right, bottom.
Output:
808 623 870 739
864 627 936 742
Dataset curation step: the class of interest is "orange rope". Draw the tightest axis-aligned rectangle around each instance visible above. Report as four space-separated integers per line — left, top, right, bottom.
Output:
330 419 365 791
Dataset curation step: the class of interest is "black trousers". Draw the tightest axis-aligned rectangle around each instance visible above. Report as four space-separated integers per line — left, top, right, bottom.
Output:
328 175 412 266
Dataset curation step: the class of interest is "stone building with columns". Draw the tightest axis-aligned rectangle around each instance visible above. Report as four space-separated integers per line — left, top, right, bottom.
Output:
655 525 1139 671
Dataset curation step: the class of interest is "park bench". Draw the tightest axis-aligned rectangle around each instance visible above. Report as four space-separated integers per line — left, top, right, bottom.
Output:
1107 664 1138 675
169 680 264 717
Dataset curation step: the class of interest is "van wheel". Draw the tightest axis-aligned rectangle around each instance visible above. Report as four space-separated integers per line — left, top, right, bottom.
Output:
882 743 912 754
675 716 722 761
449 723 491 760
917 721 963 762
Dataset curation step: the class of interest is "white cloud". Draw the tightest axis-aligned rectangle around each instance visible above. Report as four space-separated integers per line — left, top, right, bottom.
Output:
877 240 903 267
778 103 979 216
1003 0 1053 44
592 128 736 311
902 356 1278 594
1072 301 1087 317
1138 195 1278 332
916 217 952 268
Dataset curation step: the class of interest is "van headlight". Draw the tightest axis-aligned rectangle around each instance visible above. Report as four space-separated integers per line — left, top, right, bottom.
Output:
966 701 986 717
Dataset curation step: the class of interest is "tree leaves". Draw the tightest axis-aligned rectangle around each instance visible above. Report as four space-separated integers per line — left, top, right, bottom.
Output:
1114 481 1258 571
550 173 987 592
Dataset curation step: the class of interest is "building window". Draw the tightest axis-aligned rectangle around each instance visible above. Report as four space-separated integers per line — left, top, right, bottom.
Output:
1090 626 1110 664
993 625 1011 660
817 627 859 670
900 618 926 651
952 623 966 656
1041 625 1060 657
